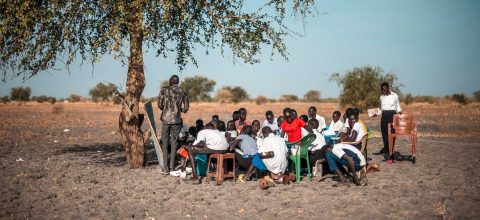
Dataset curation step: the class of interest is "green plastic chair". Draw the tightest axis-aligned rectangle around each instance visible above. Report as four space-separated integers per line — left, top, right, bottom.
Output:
285 134 317 183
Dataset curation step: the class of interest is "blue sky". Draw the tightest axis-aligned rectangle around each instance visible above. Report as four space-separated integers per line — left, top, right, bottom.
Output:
1 0 479 99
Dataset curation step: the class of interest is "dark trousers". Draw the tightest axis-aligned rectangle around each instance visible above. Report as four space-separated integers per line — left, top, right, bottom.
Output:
381 110 396 152
161 123 181 170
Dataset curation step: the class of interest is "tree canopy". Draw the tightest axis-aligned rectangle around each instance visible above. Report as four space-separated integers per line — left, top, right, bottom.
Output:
303 90 321 102
10 86 31 101
89 82 117 102
179 75 216 102
330 66 402 111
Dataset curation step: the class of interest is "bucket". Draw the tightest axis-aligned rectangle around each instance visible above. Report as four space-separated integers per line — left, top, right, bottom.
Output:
177 146 189 158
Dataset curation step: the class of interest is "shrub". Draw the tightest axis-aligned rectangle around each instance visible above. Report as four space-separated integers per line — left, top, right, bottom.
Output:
404 93 413 105
451 93 467 105
330 66 401 111
10 86 31 102
303 90 321 102
68 94 82 102
1 96 10 103
89 83 117 102
474 90 480 102
179 75 216 102
255 96 268 105
280 94 299 102
215 88 232 103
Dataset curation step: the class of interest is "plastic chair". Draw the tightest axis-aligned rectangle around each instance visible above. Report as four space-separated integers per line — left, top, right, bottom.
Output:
206 153 236 185
285 134 317 183
388 113 417 163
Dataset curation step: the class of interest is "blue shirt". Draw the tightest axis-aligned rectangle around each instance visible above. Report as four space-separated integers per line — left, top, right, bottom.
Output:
236 134 258 155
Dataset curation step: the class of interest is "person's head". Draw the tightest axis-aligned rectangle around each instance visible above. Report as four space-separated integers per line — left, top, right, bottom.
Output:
240 125 253 135
352 108 360 118
308 106 317 118
265 110 275 124
204 122 215 130
188 126 197 137
277 116 284 126
169 75 179 86
261 126 272 137
381 82 390 95
299 115 309 123
196 119 204 126
308 118 319 130
232 111 239 121
284 108 294 123
345 108 354 120
212 115 219 122
238 108 247 121
348 114 358 127
282 107 291 116
291 109 298 118
218 121 226 132
227 120 236 131
332 111 341 123
252 120 261 132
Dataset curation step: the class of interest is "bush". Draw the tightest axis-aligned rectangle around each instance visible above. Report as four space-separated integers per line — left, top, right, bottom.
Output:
451 93 467 105
179 75 216 102
255 96 268 105
404 93 413 105
303 90 321 102
474 90 480 102
215 88 232 103
1 96 10 103
10 86 31 102
280 94 299 102
413 96 438 104
68 94 82 102
330 66 401 111
89 83 117 102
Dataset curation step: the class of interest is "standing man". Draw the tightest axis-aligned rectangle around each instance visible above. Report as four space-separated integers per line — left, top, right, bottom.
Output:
377 82 402 155
158 75 189 174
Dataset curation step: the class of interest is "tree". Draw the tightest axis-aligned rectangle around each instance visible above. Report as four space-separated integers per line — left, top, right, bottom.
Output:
303 90 321 102
68 94 82 103
179 75 216 102
474 90 480 102
1 1 315 168
280 94 299 102
330 66 402 111
89 83 117 102
221 86 249 103
1 96 9 104
215 88 232 104
255 96 268 105
10 86 31 102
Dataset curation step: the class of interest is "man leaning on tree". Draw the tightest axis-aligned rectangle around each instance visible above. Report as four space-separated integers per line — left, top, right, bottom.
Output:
158 75 189 174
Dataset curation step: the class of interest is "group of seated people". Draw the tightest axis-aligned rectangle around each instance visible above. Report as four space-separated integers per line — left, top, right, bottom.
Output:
172 106 369 187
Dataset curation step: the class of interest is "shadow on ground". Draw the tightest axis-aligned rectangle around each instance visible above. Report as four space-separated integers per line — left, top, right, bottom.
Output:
56 143 161 167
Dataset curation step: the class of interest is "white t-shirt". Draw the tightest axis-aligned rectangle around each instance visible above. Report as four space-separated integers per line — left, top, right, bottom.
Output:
193 129 229 150
258 133 288 174
328 120 344 132
301 127 310 137
351 122 366 143
263 118 279 132
310 129 326 151
332 143 366 166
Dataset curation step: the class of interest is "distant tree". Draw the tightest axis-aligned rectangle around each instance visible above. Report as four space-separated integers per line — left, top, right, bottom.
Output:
68 94 82 103
451 93 468 105
215 88 232 104
303 90 321 102
474 90 480 102
34 95 48 103
221 86 249 103
255 96 268 105
10 86 31 102
280 94 299 102
330 66 402 111
1 96 10 103
179 75 216 102
404 93 413 105
89 83 117 102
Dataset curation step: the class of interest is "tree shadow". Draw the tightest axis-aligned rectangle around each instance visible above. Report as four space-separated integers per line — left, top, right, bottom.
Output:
57 142 161 167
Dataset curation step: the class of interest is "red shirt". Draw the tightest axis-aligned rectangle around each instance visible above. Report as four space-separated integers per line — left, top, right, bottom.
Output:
281 118 305 142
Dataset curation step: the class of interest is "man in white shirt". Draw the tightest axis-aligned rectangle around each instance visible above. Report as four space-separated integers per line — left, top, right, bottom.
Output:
376 82 402 155
183 122 229 184
263 110 279 134
306 119 327 177
341 115 366 150
328 111 344 132
308 106 327 131
257 127 288 179
325 142 366 186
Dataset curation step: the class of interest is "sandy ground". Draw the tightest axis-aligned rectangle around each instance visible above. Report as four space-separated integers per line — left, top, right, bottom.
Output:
1 102 480 219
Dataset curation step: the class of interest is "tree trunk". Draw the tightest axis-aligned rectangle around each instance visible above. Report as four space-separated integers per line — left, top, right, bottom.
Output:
119 2 149 168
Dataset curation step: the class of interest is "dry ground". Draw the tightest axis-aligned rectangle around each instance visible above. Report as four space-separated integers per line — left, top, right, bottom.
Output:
1 102 480 219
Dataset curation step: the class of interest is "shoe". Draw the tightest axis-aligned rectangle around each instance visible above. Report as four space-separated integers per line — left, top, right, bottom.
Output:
179 171 187 178
186 167 192 173
169 170 182 177
238 174 246 183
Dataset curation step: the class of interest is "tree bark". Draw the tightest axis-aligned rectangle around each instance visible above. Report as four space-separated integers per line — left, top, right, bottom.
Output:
119 2 149 168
